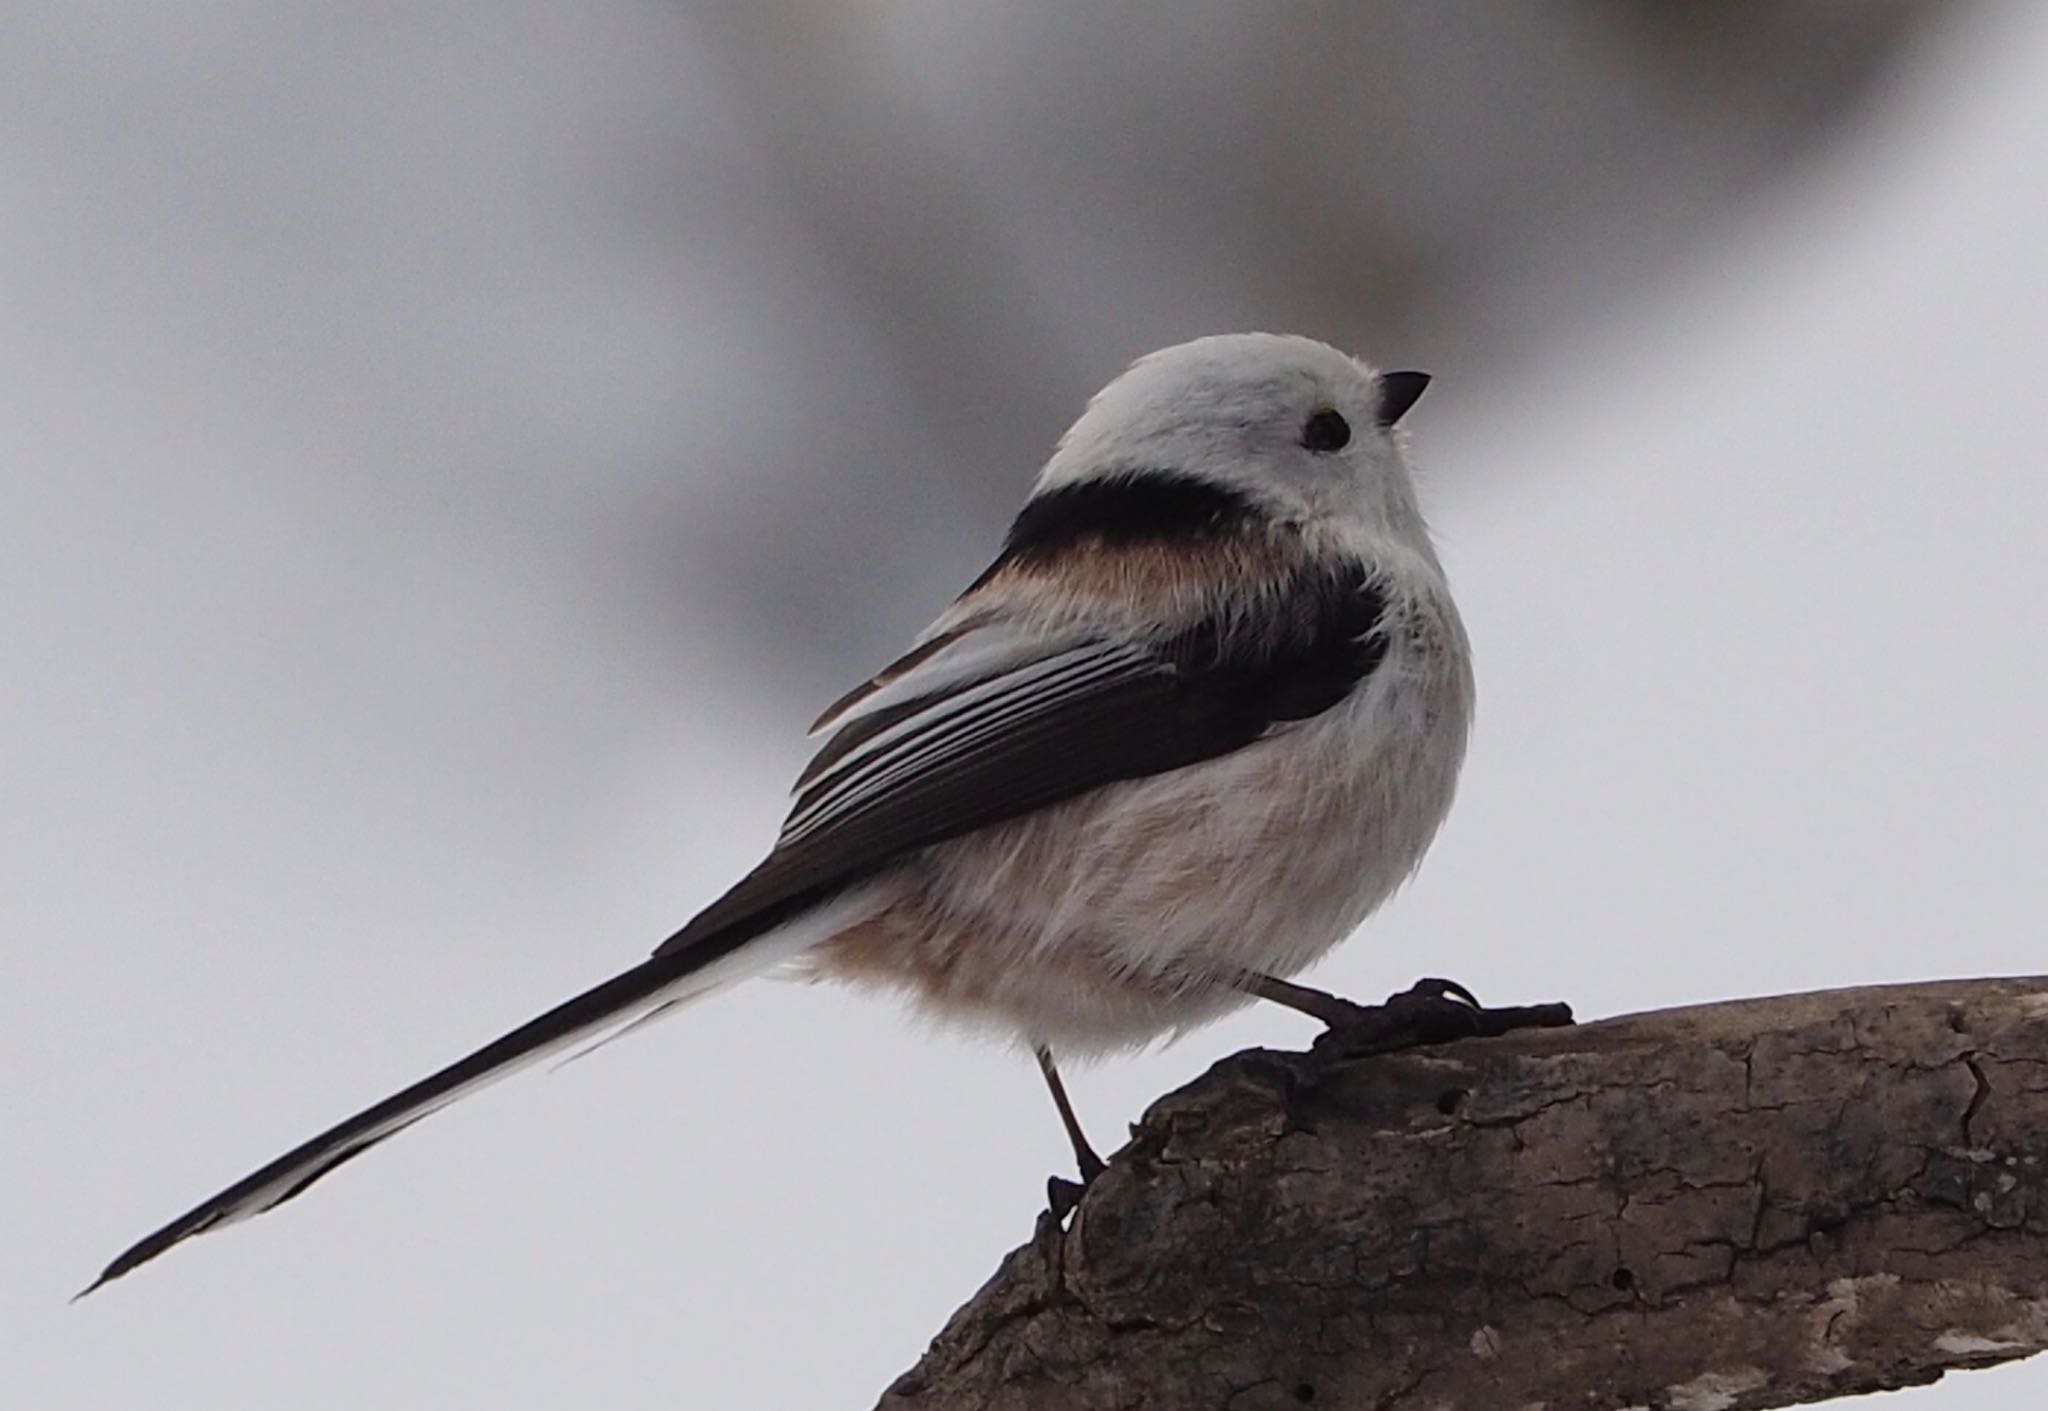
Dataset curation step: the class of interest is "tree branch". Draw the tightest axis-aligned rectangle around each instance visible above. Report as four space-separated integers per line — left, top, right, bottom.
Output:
878 978 2048 1410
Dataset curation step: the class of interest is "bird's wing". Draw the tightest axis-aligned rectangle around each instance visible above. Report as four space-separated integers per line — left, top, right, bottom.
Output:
654 558 1388 957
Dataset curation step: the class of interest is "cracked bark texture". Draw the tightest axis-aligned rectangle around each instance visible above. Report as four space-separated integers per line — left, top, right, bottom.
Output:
878 978 2048 1411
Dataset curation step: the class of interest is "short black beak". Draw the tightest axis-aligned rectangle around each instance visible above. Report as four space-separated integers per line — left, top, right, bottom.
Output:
1376 370 1431 428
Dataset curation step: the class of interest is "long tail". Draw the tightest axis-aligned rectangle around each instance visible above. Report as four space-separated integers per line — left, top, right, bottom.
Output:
81 902 826 1297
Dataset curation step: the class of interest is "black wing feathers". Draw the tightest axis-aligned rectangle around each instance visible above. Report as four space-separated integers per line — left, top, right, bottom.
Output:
652 555 1387 963
1200 560 1388 724
801 560 1383 888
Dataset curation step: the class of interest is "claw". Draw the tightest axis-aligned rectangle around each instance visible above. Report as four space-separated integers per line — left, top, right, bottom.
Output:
1410 976 1481 1009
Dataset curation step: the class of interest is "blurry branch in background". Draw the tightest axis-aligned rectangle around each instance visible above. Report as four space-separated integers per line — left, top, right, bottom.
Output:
879 978 2048 1411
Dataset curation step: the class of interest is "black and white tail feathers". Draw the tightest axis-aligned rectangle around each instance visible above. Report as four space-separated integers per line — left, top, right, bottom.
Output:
81 867 851 1297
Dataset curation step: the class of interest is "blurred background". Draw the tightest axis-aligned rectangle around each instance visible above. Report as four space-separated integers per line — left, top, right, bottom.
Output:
6 2 2046 1406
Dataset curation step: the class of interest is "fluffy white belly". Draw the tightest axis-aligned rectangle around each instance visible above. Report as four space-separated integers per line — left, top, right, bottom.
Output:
806 613 1472 1054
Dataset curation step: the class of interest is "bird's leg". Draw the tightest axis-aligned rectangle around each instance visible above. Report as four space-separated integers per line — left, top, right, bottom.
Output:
1239 971 1573 1059
1035 1044 1105 1218
1241 971 1413 1028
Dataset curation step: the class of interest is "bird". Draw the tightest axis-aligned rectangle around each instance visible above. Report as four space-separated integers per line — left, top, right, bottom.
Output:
85 331 1471 1294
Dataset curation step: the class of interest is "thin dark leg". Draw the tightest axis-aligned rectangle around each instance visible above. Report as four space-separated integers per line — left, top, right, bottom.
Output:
1245 972 1472 1027
1035 1045 1106 1182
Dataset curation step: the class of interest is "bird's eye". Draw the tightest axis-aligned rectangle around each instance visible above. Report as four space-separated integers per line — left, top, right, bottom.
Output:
1301 408 1351 453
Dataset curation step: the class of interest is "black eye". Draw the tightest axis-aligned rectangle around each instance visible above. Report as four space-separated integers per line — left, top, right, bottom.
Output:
1301 408 1351 453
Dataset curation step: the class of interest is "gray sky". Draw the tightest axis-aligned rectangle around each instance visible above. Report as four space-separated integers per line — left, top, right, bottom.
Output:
7 3 2046 1407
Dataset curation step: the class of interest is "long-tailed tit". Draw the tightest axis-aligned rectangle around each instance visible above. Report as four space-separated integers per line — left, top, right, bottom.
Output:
88 332 1469 1292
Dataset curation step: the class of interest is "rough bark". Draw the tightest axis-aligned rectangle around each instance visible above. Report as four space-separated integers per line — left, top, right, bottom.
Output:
879 978 2048 1411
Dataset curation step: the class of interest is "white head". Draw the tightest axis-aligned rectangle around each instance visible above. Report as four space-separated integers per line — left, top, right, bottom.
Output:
1038 333 1435 548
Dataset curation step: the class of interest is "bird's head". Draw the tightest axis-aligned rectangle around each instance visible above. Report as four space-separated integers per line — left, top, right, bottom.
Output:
1038 332 1434 552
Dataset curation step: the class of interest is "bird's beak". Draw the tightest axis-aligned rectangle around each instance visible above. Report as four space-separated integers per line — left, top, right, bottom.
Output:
1376 371 1431 428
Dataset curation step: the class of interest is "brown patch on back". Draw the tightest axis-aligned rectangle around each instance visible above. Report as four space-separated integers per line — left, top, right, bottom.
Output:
968 531 1303 631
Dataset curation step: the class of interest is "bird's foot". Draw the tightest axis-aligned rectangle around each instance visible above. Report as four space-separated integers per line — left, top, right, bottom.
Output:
1311 977 1574 1061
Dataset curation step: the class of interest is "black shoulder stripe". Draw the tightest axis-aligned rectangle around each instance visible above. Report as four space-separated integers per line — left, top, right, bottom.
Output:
976 470 1258 583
